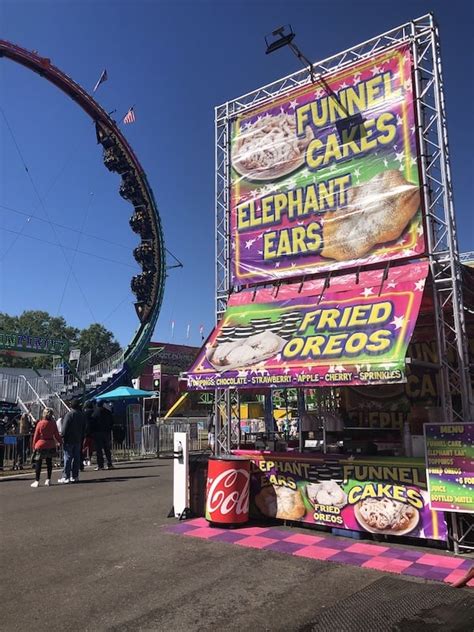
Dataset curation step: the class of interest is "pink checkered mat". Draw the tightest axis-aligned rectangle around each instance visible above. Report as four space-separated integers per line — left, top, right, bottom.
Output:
167 518 474 587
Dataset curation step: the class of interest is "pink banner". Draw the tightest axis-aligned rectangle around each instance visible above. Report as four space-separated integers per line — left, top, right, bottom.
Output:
187 261 428 390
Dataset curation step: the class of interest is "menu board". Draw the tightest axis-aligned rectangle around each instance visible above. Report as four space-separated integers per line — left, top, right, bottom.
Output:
424 423 474 513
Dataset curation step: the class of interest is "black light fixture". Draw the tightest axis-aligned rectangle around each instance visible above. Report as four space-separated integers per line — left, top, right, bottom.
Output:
265 25 296 55
265 26 365 143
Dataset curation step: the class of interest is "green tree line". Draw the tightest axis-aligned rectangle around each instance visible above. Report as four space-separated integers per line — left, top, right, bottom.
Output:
0 311 121 369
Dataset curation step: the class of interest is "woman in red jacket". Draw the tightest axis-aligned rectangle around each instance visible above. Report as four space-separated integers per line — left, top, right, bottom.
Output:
31 408 61 487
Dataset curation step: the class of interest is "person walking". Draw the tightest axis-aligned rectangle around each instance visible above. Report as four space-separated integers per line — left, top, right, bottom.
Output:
30 408 61 487
81 401 95 468
16 413 33 469
91 401 114 470
58 400 85 484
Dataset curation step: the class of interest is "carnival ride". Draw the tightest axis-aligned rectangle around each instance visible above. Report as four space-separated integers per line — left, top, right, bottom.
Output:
0 40 166 409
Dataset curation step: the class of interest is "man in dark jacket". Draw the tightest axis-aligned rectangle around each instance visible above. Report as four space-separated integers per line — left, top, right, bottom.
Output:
91 401 114 470
58 400 85 483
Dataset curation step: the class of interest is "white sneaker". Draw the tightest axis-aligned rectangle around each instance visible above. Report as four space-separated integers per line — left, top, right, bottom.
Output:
69 477 78 483
57 477 69 484
45 479 51 486
30 481 39 488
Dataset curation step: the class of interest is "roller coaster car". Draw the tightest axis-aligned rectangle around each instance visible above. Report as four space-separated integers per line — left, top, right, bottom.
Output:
133 242 154 265
95 123 116 150
129 210 153 239
103 147 130 175
134 301 148 321
120 173 144 206
131 271 154 302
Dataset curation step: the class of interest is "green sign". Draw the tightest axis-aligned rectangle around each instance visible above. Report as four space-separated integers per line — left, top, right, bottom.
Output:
0 332 69 358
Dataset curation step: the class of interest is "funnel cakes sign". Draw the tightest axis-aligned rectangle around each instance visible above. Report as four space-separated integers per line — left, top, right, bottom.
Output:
234 450 448 542
231 44 423 283
187 261 428 390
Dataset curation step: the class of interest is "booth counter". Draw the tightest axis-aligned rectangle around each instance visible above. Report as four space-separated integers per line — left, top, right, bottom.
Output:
233 449 448 543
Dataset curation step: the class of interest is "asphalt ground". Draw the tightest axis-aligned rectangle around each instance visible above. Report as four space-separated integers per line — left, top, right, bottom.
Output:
1 460 473 632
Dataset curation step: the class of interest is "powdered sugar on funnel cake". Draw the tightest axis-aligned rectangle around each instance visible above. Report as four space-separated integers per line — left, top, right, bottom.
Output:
206 330 286 371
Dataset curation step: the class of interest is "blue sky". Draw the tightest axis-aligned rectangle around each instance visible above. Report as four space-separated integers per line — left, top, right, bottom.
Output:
1 0 473 349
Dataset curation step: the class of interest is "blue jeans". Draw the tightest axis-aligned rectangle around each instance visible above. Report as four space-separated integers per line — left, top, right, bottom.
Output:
63 443 81 480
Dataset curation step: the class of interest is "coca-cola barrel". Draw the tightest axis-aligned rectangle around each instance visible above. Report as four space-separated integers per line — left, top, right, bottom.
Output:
206 456 250 526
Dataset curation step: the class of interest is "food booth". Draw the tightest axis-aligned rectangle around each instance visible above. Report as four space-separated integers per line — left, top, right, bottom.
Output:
186 31 473 553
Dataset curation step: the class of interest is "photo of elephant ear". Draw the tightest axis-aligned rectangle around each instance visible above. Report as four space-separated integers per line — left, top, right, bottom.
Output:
321 170 421 261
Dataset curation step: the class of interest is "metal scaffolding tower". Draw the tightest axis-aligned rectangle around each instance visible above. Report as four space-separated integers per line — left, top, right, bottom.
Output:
214 14 473 549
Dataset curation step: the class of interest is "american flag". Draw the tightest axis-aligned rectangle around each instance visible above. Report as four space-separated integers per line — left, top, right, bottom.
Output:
123 107 136 124
93 69 108 93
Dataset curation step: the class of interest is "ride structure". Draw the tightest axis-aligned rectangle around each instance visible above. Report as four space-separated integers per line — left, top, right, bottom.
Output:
0 40 166 399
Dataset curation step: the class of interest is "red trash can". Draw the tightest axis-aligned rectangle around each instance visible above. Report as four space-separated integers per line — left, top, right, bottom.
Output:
206 455 250 526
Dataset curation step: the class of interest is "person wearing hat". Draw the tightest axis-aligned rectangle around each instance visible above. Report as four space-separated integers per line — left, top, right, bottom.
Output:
58 400 85 484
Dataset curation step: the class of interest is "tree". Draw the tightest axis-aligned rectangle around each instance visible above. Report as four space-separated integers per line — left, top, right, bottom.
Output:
0 311 120 369
76 323 121 366
0 310 79 369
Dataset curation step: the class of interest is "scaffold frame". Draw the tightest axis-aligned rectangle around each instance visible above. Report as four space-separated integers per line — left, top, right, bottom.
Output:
214 13 473 551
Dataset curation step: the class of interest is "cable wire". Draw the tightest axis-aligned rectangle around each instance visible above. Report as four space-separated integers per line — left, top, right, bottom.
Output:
0 105 96 320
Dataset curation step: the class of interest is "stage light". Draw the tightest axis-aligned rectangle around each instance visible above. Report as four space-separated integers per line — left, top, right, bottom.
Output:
264 27 366 144
265 25 295 55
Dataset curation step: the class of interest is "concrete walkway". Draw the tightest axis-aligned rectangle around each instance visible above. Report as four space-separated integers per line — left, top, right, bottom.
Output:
1 460 472 631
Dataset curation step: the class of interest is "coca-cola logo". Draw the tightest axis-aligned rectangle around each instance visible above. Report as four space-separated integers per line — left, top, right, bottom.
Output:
207 468 250 516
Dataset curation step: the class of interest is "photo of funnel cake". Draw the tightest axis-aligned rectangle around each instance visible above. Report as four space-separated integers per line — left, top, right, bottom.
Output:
232 112 313 181
321 170 420 261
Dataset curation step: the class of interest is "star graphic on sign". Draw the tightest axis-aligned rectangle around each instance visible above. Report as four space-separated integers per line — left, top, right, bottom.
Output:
387 281 397 288
257 250 263 255
329 163 337 172
257 232 264 240
335 365 346 372
404 80 412 92
362 287 374 298
283 366 291 374
391 315 405 330
399 163 406 172
314 88 325 99
288 99 299 111
415 280 425 292
410 125 416 134
396 115 403 127
383 158 389 167
410 156 417 167
245 238 256 249
275 262 280 268
395 150 405 163
291 263 297 268
353 168 361 178
370 65 382 76
353 72 362 85
402 248 414 257
416 225 424 236
339 81 349 90
392 71 401 81
237 369 248 378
